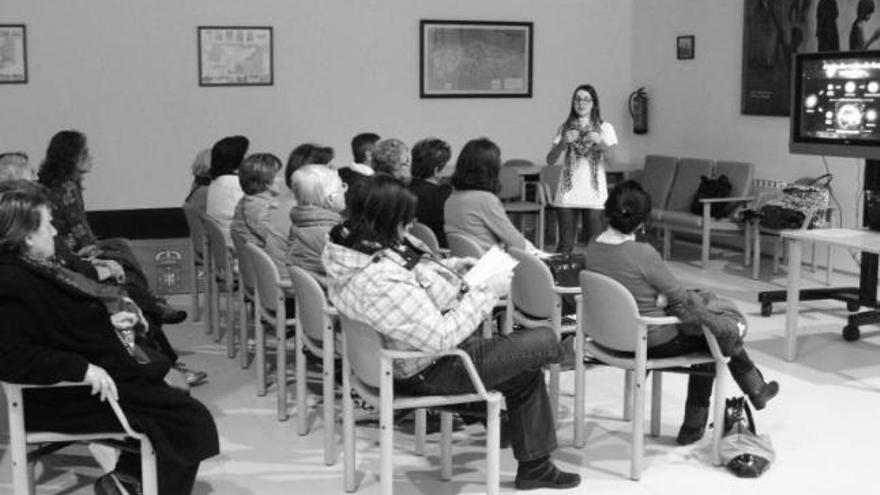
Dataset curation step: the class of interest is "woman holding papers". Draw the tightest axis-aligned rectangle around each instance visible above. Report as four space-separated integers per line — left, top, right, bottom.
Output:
322 174 580 490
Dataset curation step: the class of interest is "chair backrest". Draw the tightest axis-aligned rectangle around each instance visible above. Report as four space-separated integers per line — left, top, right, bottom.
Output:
244 242 284 313
641 155 678 210
539 165 563 205
497 166 524 201
446 232 486 258
230 229 255 295
665 157 714 213
183 206 205 261
203 214 232 278
508 247 556 319
579 270 641 352
288 264 330 342
409 222 441 255
339 314 383 388
714 160 755 198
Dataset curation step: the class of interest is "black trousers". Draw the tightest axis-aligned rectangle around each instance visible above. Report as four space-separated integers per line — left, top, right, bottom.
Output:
555 208 603 254
117 451 200 495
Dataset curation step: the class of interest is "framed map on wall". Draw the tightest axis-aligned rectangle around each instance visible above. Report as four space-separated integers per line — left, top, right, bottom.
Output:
420 20 533 98
198 26 273 87
0 25 27 84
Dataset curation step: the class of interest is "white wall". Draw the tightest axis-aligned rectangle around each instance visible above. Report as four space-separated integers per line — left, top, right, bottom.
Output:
0 0 633 210
631 0 868 272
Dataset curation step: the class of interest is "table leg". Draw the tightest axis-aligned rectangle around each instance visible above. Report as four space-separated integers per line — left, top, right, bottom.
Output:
784 238 803 361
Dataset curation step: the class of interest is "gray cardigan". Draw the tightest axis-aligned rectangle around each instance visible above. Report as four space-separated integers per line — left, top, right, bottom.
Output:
443 189 528 251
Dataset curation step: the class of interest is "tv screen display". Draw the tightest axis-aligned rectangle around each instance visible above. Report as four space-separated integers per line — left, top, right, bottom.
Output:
790 51 880 159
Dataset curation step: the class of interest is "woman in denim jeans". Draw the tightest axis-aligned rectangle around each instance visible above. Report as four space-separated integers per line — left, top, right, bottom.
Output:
323 174 580 490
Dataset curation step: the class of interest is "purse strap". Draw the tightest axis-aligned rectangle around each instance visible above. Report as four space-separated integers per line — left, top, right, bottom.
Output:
808 173 833 189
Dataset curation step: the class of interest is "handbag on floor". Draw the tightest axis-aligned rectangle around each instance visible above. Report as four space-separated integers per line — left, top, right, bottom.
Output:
720 396 775 478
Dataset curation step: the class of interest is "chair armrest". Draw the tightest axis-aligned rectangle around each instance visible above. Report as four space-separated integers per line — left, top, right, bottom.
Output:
381 348 494 400
277 279 293 289
637 315 682 326
698 195 755 204
553 286 582 295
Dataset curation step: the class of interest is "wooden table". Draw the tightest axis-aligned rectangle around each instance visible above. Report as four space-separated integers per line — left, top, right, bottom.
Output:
782 228 880 360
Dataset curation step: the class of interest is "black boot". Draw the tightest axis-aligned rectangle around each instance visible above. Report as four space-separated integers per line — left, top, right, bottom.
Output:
733 368 779 411
676 403 708 445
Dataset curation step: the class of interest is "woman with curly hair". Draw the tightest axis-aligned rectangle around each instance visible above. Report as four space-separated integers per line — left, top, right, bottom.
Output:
546 84 618 254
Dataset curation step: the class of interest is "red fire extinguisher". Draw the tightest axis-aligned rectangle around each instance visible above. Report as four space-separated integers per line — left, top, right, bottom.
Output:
629 87 648 135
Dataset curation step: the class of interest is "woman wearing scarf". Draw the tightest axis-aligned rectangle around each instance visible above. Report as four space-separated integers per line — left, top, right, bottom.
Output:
546 83 618 254
0 185 218 494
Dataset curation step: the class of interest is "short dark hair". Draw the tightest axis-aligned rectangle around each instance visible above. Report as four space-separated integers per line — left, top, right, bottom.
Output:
0 181 51 255
37 130 87 188
411 138 451 179
859 0 876 19
340 174 416 249
284 143 334 188
209 135 249 179
351 132 381 164
605 180 652 234
450 138 501 193
239 153 282 195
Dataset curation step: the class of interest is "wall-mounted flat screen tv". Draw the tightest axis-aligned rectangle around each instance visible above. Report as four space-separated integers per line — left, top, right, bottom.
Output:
791 51 880 160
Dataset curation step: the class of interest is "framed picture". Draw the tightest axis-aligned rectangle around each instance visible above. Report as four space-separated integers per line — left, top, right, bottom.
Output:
0 25 27 84
420 20 533 98
677 35 695 60
198 26 273 86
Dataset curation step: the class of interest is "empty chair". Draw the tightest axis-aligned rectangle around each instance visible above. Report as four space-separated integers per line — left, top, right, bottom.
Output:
574 271 728 480
2 381 158 495
498 165 545 249
288 264 339 464
243 242 297 421
182 205 206 322
339 315 503 495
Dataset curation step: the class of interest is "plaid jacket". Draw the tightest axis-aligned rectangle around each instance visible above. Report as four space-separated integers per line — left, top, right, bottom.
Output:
323 240 497 378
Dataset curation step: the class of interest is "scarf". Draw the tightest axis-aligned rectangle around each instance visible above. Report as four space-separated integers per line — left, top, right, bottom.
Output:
562 122 604 193
17 254 149 357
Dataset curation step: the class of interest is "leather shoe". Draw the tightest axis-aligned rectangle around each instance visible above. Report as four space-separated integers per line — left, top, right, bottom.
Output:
156 299 187 324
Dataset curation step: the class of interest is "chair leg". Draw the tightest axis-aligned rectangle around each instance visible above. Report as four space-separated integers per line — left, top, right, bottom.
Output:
486 397 501 495
380 360 394 495
140 437 158 495
277 310 289 421
630 366 647 481
323 322 336 466
440 411 453 480
710 361 726 466
256 306 267 396
573 325 586 448
623 370 634 421
191 257 201 323
239 296 249 369
743 222 751 267
752 225 762 280
415 409 426 456
227 280 237 358
536 210 545 251
650 371 662 437
342 339 357 492
701 220 711 269
296 325 308 435
7 387 34 495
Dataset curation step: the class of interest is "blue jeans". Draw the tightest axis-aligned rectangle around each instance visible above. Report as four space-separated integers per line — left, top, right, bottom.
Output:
396 327 564 462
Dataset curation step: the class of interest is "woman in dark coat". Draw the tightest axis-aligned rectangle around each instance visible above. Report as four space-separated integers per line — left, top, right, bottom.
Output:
0 186 218 494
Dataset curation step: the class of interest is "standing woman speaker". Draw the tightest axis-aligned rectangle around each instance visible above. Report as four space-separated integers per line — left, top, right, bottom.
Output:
546 84 618 254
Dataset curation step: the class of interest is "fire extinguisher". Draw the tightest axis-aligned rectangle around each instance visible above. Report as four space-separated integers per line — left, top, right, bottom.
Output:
629 87 648 135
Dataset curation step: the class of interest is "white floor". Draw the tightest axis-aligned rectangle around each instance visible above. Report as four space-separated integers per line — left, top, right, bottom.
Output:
2 242 880 495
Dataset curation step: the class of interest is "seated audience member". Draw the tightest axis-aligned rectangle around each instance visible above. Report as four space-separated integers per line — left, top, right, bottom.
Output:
183 148 212 214
337 132 379 189
230 153 282 247
4 154 206 386
0 185 219 495
408 138 453 248
206 135 249 244
444 138 541 254
585 181 779 445
371 138 411 183
323 174 580 490
287 164 346 285
36 130 188 325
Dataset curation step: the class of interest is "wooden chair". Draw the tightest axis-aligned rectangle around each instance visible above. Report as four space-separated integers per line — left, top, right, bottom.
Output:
203 214 237 358
2 381 158 495
243 242 297 421
498 165 545 250
339 315 503 495
182 206 206 322
409 221 446 257
574 271 728 480
288 264 338 464
505 247 580 417
230 230 257 369
445 232 485 259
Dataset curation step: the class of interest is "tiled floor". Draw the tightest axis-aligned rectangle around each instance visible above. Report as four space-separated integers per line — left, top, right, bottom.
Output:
2 242 880 494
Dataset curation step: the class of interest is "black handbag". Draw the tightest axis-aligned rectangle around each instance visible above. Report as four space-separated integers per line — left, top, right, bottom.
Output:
720 397 774 478
541 253 586 316
690 175 733 218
